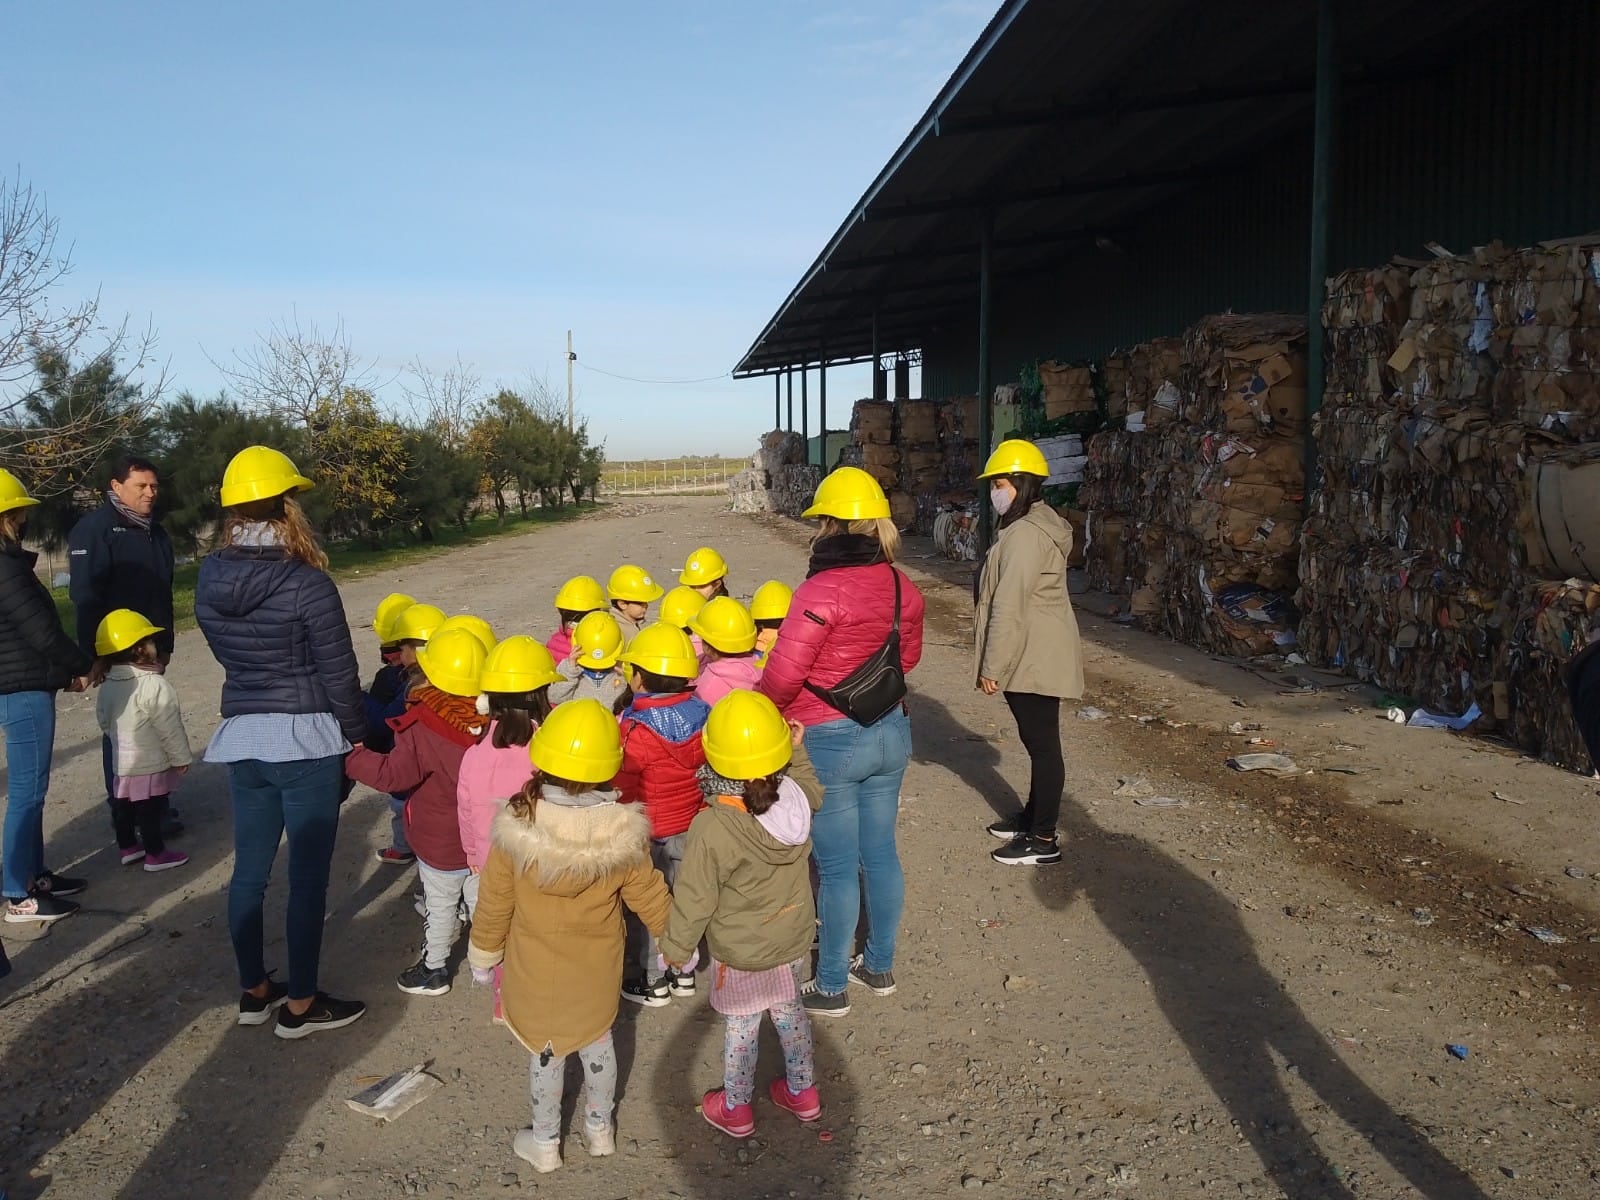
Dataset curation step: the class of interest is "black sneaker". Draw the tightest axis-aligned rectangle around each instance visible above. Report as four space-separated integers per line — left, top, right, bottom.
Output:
991 833 1063 866
238 974 291 1026
274 993 367 1040
666 969 696 998
621 978 670 1007
33 871 86 898
847 954 897 996
396 959 451 997
985 813 1029 840
4 893 78 924
800 979 851 1018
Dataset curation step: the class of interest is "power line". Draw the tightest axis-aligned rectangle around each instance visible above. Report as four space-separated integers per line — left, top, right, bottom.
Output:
575 362 733 386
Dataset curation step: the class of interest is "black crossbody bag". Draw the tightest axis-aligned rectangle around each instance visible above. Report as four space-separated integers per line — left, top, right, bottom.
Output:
804 566 907 726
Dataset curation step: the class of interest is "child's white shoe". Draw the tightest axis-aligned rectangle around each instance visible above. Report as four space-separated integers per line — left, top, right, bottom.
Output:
513 1130 562 1174
583 1121 616 1157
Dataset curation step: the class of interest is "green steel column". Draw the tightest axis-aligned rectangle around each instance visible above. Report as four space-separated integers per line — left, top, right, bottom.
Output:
1305 0 1338 506
978 208 995 554
871 310 886 402
786 367 794 432
819 348 828 469
801 363 809 450
773 374 780 431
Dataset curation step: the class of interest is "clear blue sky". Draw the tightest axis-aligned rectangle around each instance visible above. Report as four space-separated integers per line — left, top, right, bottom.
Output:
4 1 988 458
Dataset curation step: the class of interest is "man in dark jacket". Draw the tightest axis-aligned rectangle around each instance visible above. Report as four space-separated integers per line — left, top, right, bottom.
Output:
69 455 182 838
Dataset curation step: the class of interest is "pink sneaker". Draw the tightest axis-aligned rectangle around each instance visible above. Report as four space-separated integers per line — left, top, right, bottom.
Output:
143 849 189 872
701 1089 755 1139
119 846 146 866
768 1077 822 1122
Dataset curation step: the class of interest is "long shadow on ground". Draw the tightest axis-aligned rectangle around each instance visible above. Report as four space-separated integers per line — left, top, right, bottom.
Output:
911 693 1489 1200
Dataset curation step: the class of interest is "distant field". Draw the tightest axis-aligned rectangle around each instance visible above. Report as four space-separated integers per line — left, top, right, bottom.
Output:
602 456 744 494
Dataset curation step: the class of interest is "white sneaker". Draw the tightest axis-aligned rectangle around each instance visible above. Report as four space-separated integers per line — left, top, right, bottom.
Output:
584 1121 616 1157
513 1130 562 1174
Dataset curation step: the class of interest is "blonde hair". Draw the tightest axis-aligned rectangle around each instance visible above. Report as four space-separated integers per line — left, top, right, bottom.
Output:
222 494 328 570
0 510 25 544
815 515 900 563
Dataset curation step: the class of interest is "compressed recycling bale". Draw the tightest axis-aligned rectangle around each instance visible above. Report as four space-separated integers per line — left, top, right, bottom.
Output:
758 430 806 471
887 489 917 530
851 400 895 445
1503 577 1598 770
1039 362 1096 419
896 400 940 445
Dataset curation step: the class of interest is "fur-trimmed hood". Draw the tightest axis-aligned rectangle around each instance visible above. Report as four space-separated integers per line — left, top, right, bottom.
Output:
489 793 652 895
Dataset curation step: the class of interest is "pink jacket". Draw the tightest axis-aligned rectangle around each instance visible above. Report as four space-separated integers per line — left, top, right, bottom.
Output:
456 720 535 871
696 655 763 707
759 562 925 727
545 628 572 662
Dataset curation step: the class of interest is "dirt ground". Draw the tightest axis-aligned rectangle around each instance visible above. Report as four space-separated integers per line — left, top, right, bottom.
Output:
3 495 1598 1200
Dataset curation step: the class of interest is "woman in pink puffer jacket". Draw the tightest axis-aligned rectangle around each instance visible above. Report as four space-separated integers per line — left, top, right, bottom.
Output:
759 467 924 1019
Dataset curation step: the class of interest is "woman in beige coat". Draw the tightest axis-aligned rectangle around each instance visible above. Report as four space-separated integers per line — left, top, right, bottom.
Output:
973 440 1084 866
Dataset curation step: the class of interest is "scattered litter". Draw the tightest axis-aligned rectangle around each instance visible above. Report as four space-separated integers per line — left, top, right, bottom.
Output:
1134 795 1188 808
1384 707 1408 723
1493 790 1525 805
1247 737 1277 747
1226 753 1301 776
1526 926 1568 945
1446 1044 1470 1061
347 1062 441 1121
1323 765 1372 775
975 918 1006 929
1113 776 1155 798
1228 721 1264 734
1278 684 1320 697
817 1129 834 1144
1002 974 1038 993
1230 697 1250 708
1508 884 1543 898
1076 707 1111 721
1405 703 1483 731
1377 797 1404 805
1565 866 1589 880
1412 908 1435 926
1285 653 1308 665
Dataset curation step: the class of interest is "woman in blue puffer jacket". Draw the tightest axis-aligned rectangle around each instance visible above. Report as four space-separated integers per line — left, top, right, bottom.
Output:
195 447 368 1040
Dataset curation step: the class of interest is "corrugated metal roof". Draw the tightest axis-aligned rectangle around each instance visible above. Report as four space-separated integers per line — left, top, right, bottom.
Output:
733 0 1499 378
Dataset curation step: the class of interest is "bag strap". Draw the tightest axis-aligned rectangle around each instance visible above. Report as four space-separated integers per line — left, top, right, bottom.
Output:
888 563 901 635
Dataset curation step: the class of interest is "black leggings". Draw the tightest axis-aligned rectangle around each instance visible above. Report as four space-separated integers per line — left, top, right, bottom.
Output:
1004 692 1064 837
112 794 168 856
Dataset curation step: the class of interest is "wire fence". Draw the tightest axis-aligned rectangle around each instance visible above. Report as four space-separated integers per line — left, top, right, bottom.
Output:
600 458 742 496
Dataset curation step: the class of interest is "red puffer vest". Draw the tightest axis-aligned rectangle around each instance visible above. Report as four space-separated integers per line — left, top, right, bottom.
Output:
758 562 925 727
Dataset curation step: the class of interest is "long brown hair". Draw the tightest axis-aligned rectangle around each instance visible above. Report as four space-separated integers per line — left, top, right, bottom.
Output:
488 689 552 749
998 472 1045 530
0 510 26 545
221 494 328 569
507 770 588 821
741 772 784 816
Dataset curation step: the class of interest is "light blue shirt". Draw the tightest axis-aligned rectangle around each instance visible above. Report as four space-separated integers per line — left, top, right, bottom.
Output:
204 712 350 764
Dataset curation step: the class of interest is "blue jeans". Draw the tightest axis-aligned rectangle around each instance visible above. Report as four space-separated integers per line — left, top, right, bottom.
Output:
388 793 411 853
804 707 911 995
227 755 344 1000
1 690 56 901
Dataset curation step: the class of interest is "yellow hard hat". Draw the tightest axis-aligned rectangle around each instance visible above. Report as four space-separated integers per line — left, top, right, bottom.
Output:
373 593 416 644
480 635 563 694
437 613 496 653
750 580 793 622
802 466 890 520
979 438 1050 479
572 611 624 669
703 690 793 780
620 622 701 681
659 585 708 630
390 602 446 644
607 564 665 603
529 698 623 784
219 445 315 508
679 547 729 587
690 596 757 655
554 575 607 614
0 468 40 515
94 608 164 656
415 627 488 697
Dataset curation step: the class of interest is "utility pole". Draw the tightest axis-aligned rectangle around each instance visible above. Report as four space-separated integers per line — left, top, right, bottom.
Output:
566 330 576 431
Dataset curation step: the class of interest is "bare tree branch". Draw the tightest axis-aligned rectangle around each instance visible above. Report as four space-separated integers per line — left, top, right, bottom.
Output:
211 311 380 427
405 355 482 450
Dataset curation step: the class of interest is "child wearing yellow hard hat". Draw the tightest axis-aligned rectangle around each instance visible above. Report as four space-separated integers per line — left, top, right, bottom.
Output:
606 565 664 635
749 580 793 665
93 609 193 873
550 612 629 712
366 593 419 866
467 700 672 1174
546 576 607 663
345 627 489 999
659 690 824 1139
679 547 730 601
691 598 762 706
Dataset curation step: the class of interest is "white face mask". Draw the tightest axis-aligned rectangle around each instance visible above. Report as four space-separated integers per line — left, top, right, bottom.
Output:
990 485 1014 516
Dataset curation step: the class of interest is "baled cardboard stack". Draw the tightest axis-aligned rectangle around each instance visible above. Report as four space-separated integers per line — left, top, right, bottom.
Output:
1300 237 1600 768
728 430 820 518
1038 362 1097 420
1082 315 1309 656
